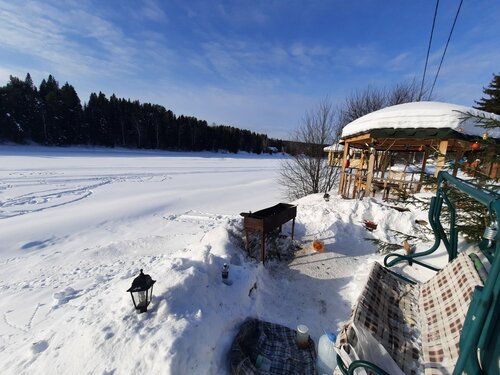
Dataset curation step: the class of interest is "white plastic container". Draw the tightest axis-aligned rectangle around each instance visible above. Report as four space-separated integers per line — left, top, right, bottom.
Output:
316 332 337 375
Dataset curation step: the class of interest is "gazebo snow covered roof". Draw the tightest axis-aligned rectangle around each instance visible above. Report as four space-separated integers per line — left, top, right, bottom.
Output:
341 101 500 151
337 101 499 199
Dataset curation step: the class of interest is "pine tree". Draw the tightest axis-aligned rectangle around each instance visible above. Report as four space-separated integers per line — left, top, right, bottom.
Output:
446 74 500 242
38 74 63 144
85 92 114 146
60 83 83 144
0 72 283 153
23 73 42 142
474 73 500 115
0 74 40 143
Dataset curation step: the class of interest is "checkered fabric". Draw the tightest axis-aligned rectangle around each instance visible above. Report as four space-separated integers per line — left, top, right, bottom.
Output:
337 262 422 375
230 319 316 375
419 252 483 375
337 253 484 375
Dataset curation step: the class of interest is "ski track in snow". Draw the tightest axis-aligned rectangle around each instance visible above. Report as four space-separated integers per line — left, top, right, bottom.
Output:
0 172 177 219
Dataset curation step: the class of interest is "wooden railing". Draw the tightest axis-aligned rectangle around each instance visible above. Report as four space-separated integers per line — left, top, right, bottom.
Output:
339 169 422 200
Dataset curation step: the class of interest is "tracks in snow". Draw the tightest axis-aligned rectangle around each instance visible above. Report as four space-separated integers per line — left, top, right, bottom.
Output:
0 172 171 219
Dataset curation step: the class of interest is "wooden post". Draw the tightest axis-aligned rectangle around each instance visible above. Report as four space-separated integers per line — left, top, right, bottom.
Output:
380 151 387 179
365 151 376 196
490 162 498 179
338 143 350 196
352 152 365 198
435 140 448 177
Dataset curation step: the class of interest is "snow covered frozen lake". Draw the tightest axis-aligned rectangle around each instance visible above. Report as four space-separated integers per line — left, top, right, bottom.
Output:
0 145 445 374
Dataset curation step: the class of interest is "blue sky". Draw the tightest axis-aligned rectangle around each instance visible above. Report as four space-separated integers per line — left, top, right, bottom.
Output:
0 0 498 139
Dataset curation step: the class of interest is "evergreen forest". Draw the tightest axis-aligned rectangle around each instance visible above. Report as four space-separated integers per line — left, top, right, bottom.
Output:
0 73 286 154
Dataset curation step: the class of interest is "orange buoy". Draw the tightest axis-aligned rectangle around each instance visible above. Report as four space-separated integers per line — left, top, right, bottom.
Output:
312 240 325 252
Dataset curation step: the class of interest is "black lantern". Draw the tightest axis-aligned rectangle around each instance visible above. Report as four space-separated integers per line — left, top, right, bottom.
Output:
127 269 156 313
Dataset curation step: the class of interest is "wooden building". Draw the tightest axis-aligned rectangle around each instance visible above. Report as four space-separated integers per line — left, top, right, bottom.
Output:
331 102 499 199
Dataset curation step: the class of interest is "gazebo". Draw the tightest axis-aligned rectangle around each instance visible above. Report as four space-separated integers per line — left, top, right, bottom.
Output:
323 143 344 167
334 101 500 199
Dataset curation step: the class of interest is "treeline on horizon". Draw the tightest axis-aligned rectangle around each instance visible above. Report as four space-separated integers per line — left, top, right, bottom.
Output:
0 73 288 154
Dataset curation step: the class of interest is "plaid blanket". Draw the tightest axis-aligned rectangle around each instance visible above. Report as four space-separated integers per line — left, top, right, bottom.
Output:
338 262 422 375
419 252 483 374
337 252 484 375
230 319 317 375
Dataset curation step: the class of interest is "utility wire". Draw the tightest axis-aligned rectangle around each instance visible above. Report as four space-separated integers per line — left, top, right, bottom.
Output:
419 0 440 100
429 0 464 98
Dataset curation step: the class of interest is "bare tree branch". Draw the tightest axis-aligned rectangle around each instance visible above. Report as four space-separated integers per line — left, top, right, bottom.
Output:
280 99 342 200
338 80 426 128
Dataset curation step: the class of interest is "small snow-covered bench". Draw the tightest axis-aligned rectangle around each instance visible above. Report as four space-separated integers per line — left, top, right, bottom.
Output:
335 172 500 375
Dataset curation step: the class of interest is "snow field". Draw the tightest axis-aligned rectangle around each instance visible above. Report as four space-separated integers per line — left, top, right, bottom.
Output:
0 146 448 374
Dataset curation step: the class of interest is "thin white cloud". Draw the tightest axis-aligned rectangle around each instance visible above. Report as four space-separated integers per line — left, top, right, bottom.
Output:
333 44 380 68
388 52 411 71
0 1 177 83
197 35 335 88
1 0 497 137
427 45 500 106
0 2 125 76
140 0 167 22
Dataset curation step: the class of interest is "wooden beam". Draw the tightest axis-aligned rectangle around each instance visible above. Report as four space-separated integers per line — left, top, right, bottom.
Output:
346 137 467 153
341 133 372 144
338 142 350 196
365 151 376 195
434 140 449 177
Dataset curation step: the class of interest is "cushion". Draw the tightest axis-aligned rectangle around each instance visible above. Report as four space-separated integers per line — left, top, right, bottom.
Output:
419 252 483 375
337 262 422 375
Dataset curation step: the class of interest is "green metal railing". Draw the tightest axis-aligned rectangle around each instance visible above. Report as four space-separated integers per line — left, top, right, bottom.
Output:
384 172 496 270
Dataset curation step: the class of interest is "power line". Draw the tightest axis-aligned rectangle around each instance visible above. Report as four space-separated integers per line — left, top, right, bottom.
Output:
429 0 464 98
419 0 440 100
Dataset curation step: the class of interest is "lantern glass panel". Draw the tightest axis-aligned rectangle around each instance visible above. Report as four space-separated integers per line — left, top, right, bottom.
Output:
137 290 148 307
130 289 152 312
127 269 156 313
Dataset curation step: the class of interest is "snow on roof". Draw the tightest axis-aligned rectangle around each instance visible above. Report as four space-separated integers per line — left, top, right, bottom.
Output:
323 143 344 152
341 101 500 139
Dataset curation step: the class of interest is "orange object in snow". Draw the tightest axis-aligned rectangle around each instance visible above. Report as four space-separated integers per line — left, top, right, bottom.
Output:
363 220 378 231
312 240 325 252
